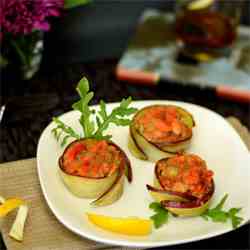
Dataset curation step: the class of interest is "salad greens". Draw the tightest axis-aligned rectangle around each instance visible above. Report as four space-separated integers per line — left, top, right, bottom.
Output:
52 77 137 146
149 194 243 229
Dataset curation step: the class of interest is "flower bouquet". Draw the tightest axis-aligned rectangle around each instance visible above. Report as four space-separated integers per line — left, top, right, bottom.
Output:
0 0 90 79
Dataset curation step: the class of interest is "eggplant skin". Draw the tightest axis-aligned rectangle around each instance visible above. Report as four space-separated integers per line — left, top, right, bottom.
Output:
128 129 148 160
129 105 194 162
58 139 132 206
161 198 211 217
149 182 214 217
161 181 215 217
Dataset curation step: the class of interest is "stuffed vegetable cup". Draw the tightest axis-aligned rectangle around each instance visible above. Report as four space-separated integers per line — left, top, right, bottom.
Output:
52 77 137 207
129 105 195 162
59 139 132 206
147 154 214 216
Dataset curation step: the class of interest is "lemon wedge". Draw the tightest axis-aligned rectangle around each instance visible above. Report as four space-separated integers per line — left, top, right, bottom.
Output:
0 198 24 217
0 197 29 242
86 213 152 236
194 52 213 62
188 0 214 10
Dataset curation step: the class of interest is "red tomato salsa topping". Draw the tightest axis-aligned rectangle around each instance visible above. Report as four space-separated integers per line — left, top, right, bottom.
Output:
157 154 214 198
134 106 192 144
62 139 123 178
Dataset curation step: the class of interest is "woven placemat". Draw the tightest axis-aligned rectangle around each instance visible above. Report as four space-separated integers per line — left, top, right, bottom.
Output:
0 117 249 250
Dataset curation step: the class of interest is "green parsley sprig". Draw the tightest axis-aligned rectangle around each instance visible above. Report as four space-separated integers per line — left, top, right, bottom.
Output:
149 202 169 229
149 194 243 230
52 77 137 146
201 194 243 229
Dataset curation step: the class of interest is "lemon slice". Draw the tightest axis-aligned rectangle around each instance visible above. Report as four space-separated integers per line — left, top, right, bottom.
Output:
188 0 214 10
86 213 152 236
194 52 213 62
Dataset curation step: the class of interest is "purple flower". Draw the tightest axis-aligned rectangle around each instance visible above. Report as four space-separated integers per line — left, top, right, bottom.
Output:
0 0 64 36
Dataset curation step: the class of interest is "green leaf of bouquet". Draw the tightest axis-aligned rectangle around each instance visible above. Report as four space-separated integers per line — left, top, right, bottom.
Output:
64 0 91 9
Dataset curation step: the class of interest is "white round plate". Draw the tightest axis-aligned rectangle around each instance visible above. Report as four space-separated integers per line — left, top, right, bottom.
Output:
37 100 250 248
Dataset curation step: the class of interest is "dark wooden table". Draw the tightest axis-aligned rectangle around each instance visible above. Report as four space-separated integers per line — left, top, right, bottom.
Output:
1 59 250 249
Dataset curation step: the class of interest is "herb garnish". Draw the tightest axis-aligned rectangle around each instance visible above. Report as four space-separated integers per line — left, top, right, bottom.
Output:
149 194 243 229
52 77 137 146
149 202 169 229
201 194 243 229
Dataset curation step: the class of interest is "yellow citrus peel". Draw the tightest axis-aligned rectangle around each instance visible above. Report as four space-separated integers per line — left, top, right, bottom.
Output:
9 205 29 241
0 196 5 204
0 198 24 217
86 213 152 236
0 196 29 242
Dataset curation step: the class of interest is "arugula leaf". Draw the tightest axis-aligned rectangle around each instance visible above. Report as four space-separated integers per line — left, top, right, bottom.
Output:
52 77 137 145
93 96 138 139
149 202 169 229
52 77 95 145
72 77 95 138
201 194 243 229
52 117 81 146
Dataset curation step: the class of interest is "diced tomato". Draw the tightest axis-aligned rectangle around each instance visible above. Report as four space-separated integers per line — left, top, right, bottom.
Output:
135 106 193 144
63 139 122 178
172 182 188 193
166 107 177 116
109 164 117 176
161 177 172 188
80 156 91 165
165 166 179 178
148 131 163 140
138 114 150 126
104 152 112 163
89 140 108 153
65 143 86 161
172 120 182 135
153 119 171 132
78 164 90 176
90 164 100 178
183 170 200 185
168 155 185 167
65 160 80 174
148 107 162 118
158 154 213 198
101 163 110 176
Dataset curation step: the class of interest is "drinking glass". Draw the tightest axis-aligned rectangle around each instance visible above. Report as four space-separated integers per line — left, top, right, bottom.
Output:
175 0 244 62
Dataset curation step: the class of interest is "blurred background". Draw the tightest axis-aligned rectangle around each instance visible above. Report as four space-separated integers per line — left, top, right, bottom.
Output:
1 0 250 156
42 1 250 65
1 0 250 161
